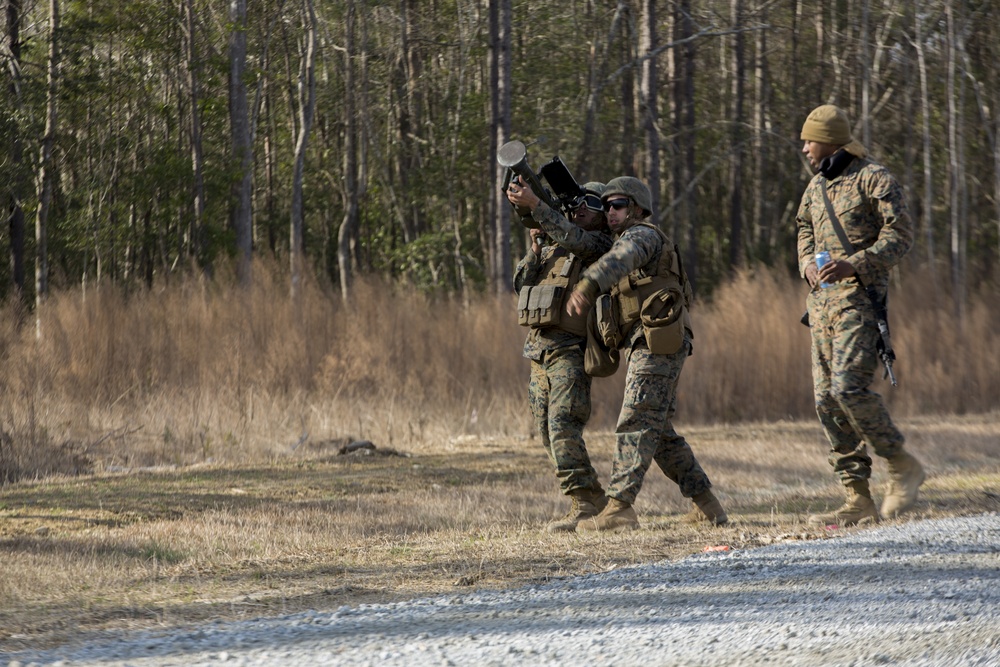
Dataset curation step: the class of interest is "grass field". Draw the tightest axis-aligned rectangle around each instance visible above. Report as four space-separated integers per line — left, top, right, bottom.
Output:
2 414 999 653
0 267 997 652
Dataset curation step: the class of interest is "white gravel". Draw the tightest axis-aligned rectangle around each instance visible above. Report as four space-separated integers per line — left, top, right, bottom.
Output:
5 513 999 667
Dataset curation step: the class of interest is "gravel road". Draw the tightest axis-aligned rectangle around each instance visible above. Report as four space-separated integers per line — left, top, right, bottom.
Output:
5 513 999 667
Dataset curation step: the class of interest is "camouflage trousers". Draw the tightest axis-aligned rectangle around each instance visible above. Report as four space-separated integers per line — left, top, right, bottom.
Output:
606 337 712 504
807 286 905 485
528 343 600 495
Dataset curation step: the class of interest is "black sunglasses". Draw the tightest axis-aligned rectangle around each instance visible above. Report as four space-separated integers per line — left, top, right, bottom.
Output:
571 193 604 212
603 198 630 212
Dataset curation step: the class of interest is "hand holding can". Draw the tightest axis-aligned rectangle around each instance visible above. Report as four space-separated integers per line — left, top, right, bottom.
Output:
815 251 832 288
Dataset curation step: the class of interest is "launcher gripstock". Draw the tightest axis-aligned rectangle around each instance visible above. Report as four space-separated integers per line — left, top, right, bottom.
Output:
498 140 585 229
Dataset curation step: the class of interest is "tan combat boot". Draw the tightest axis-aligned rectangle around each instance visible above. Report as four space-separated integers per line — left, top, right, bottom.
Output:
682 490 729 525
546 488 608 533
881 451 926 519
808 481 880 527
576 498 639 533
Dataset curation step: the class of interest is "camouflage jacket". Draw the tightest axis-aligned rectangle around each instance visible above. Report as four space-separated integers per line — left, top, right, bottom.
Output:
574 222 664 349
513 202 613 361
796 156 913 295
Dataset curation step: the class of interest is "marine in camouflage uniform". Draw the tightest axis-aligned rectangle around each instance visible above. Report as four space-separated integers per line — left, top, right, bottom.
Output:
509 179 614 532
565 177 727 532
796 104 927 526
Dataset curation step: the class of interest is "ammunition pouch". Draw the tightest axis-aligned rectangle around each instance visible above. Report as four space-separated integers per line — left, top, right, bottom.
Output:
516 249 587 336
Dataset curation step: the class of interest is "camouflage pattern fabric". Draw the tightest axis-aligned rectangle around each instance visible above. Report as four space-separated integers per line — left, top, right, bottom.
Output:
531 202 613 259
606 338 712 503
528 343 599 494
513 202 612 494
577 224 662 349
796 157 913 291
574 221 714 504
514 202 613 361
796 156 912 484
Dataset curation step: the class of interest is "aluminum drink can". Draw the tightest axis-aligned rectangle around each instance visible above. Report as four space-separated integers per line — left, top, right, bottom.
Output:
815 251 832 288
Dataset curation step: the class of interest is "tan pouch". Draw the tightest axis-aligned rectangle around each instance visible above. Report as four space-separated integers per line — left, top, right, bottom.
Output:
526 285 544 326
516 286 532 326
595 293 621 349
533 284 563 327
641 288 685 355
584 306 620 377
617 275 641 323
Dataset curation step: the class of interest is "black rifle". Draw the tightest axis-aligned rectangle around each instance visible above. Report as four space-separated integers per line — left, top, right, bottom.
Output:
867 285 897 386
498 140 584 229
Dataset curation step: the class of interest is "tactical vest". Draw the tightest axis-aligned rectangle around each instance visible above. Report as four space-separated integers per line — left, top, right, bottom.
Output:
516 247 588 337
599 222 693 354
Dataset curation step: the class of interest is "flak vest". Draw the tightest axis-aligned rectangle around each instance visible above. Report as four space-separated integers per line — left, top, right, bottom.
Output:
598 222 693 355
516 246 589 337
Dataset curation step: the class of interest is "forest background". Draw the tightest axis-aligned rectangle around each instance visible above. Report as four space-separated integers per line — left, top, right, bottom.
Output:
1 0 999 481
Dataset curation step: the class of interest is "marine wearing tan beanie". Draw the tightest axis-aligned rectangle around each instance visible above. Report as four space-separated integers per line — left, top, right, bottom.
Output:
800 104 867 158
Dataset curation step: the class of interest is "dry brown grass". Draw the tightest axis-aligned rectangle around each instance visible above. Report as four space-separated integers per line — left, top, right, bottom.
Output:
0 264 996 479
0 265 997 651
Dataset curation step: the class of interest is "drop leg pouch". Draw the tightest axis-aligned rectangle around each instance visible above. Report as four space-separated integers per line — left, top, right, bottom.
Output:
584 306 620 377
641 289 685 355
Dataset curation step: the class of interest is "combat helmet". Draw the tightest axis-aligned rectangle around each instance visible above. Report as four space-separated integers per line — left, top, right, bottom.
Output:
581 181 606 197
602 176 652 217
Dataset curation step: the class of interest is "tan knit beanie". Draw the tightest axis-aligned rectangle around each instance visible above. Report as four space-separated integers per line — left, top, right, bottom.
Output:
800 104 867 158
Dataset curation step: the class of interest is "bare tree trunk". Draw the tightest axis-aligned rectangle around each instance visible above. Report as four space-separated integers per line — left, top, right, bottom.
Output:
679 0 698 290
789 0 799 102
292 0 317 299
913 3 935 276
945 3 966 321
485 0 499 288
666 6 679 240
35 0 59 320
337 0 359 301
229 0 253 285
398 0 423 242
814 4 824 105
490 0 512 295
859 0 871 147
183 0 206 266
263 81 277 254
639 0 659 221
619 15 635 177
5 0 25 299
356 6 369 274
901 1 916 265
751 0 772 262
727 0 745 270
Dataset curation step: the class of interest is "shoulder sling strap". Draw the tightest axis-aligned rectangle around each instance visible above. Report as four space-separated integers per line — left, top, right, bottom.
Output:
819 178 898 386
